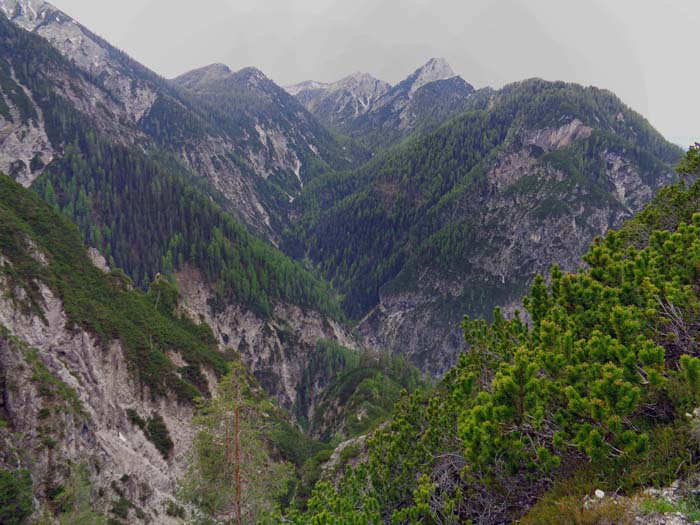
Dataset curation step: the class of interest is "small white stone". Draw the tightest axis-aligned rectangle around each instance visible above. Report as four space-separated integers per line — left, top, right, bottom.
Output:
594 489 605 499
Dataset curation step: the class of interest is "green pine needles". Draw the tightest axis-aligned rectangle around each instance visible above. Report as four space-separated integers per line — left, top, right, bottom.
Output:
272 148 700 524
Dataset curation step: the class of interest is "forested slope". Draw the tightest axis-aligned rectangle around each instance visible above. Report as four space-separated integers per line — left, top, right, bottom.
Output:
276 146 700 525
0 2 364 241
0 176 358 522
287 79 682 372
0 8 372 432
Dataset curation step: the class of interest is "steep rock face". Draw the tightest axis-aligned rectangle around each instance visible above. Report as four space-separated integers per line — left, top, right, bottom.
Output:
352 58 474 148
358 121 676 373
285 72 390 132
361 57 457 116
0 75 53 186
172 63 362 199
0 0 158 123
405 57 455 95
176 266 357 418
0 8 139 186
0 268 192 524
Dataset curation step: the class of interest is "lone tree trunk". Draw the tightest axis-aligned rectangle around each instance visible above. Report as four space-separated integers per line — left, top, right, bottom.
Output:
234 382 242 525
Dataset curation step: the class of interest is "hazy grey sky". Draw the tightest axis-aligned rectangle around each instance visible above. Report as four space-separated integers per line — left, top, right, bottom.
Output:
52 0 698 147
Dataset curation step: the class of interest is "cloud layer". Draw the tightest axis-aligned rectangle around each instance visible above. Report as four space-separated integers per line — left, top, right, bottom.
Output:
53 0 698 147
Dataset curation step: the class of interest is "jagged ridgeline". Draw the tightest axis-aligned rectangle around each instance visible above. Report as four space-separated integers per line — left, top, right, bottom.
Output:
0 12 340 320
171 64 369 188
275 153 700 524
287 57 480 151
290 80 680 318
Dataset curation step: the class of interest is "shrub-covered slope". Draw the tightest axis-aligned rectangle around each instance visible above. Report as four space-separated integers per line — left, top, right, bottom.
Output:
276 148 700 525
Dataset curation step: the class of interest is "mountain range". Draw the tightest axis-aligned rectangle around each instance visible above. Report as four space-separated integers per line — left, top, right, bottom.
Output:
286 56 479 150
0 1 692 523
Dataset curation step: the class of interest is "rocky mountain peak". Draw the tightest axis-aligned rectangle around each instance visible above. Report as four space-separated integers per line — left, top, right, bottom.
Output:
198 62 233 76
408 57 456 95
234 66 269 85
174 64 276 94
0 0 109 73
285 79 329 96
173 62 233 89
333 72 390 95
285 72 390 124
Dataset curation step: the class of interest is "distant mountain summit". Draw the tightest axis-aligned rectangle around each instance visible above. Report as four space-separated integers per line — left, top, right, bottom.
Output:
286 72 390 129
171 62 364 204
0 0 367 240
287 58 475 149
405 57 456 96
173 62 233 88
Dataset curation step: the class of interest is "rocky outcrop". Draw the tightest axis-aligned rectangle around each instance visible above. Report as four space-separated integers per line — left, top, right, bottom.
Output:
0 276 192 523
176 267 357 415
286 72 391 129
406 57 455 95
524 118 593 152
0 78 52 186
172 63 355 202
321 434 369 485
358 121 677 374
289 58 475 149
0 0 158 123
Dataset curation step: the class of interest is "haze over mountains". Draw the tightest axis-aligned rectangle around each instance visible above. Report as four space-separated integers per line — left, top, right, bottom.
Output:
287 56 478 149
0 0 695 523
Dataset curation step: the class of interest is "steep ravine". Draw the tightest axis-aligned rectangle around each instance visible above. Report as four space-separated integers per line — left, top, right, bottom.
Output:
176 266 358 418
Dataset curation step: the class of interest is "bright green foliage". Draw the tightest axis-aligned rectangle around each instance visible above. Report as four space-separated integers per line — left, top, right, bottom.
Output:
0 469 33 525
390 475 437 525
365 387 467 522
277 147 700 524
0 175 225 400
455 218 700 478
677 143 700 176
269 465 382 525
